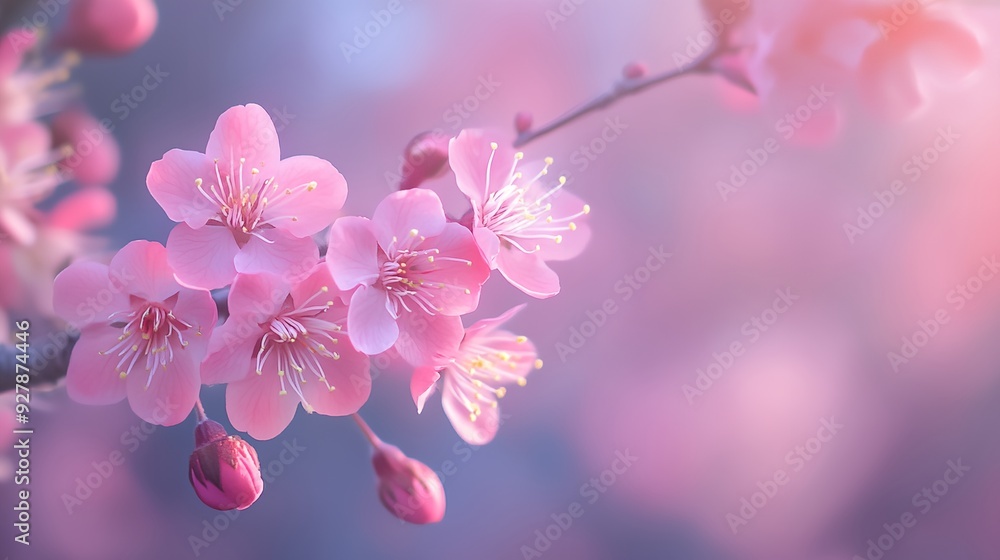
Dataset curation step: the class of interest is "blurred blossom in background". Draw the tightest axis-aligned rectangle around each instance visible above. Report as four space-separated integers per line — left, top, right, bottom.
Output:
2 0 1000 559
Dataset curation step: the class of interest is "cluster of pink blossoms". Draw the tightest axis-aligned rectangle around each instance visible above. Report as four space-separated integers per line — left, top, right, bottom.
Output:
52 103 591 518
0 0 157 328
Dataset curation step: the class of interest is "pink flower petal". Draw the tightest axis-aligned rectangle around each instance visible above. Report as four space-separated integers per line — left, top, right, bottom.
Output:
53 261 129 329
473 226 500 267
65 325 129 405
908 17 982 83
171 288 217 360
166 223 239 290
347 285 398 355
442 371 500 445
326 216 380 290
289 264 338 309
264 155 347 238
111 240 181 301
126 352 199 426
200 321 258 385
51 109 120 186
299 343 371 417
228 272 290 324
464 304 526 340
410 367 440 414
147 149 218 228
234 230 319 280
415 222 490 315
371 189 447 249
47 187 117 232
496 244 560 299
394 312 463 368
205 104 280 173
448 129 516 205
226 361 300 440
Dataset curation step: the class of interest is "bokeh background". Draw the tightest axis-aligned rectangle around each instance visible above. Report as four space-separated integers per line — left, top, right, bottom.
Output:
4 1 1000 558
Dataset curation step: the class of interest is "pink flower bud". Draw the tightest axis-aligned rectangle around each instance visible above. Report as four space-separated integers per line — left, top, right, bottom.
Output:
622 61 648 80
55 0 158 56
398 131 450 190
514 111 533 134
372 442 446 524
188 419 264 511
51 108 120 186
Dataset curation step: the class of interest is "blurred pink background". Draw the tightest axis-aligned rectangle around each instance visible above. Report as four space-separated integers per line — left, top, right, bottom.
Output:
4 1 1000 558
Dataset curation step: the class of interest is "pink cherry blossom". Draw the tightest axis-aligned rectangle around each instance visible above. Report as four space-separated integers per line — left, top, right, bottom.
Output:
55 0 158 56
200 265 370 440
326 188 490 366
410 305 540 445
448 129 591 299
147 104 347 289
52 240 217 426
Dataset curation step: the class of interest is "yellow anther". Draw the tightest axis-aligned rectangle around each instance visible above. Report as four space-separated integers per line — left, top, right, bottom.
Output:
496 387 507 398
517 377 527 387
583 204 591 214
307 181 317 191
516 336 527 343
490 142 499 150
409 228 419 237
534 359 544 369
569 222 577 231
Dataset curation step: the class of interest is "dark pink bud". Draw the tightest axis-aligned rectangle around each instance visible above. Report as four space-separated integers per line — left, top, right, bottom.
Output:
514 111 533 134
55 0 158 56
51 108 120 186
622 61 648 80
188 419 264 511
398 131 450 190
372 442 446 524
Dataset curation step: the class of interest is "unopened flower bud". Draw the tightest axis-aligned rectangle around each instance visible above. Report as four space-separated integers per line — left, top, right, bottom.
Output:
55 0 158 56
622 61 648 80
372 442 446 524
188 419 263 511
398 131 450 190
514 111 533 134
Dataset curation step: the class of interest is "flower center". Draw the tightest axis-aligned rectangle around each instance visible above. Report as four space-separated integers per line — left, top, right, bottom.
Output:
101 302 195 387
253 286 344 410
194 156 316 245
377 229 472 318
478 143 590 255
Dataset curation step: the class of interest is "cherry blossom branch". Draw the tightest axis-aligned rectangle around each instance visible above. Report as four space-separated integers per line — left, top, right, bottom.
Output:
513 44 750 147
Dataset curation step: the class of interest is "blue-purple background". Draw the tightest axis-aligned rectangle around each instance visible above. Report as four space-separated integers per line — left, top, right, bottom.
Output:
4 1 1000 559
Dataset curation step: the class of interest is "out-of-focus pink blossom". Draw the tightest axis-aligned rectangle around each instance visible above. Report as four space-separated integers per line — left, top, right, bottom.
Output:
326 188 490 366
411 304 539 445
52 240 217 425
147 104 347 289
55 0 158 56
201 266 370 440
189 418 264 511
448 129 591 298
0 121 70 245
51 108 120 186
734 0 981 121
371 440 446 524
0 29 77 125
